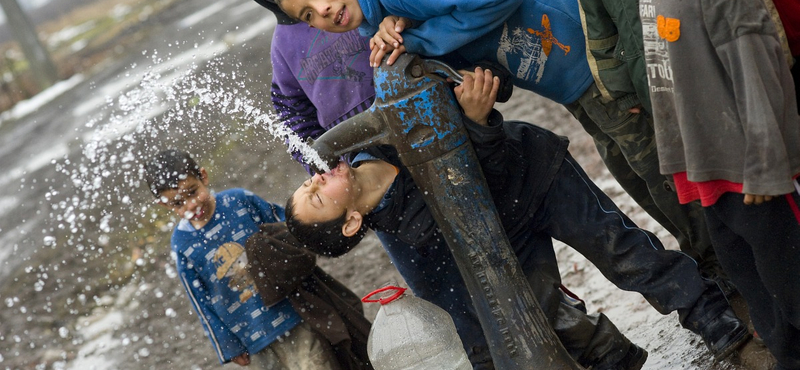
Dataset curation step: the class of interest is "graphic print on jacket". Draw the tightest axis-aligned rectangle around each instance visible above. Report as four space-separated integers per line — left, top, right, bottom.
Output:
171 189 300 362
213 242 258 303
498 13 572 84
299 31 370 82
641 0 675 94
455 0 592 104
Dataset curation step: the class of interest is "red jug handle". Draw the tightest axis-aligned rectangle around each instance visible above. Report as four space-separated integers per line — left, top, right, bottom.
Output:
362 286 407 305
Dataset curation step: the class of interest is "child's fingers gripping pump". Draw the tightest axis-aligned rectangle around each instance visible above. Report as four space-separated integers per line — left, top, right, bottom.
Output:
361 286 472 370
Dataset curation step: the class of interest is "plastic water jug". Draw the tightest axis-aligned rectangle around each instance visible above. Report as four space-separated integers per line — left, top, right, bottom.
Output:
362 286 472 370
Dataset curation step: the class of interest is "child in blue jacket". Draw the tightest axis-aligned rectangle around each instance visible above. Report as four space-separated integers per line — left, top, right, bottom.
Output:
144 149 342 369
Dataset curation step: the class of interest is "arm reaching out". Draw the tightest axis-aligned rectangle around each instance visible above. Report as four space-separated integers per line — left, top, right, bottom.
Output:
370 16 411 67
361 0 523 56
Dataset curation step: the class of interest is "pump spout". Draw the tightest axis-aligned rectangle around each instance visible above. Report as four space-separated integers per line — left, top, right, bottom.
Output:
306 106 390 174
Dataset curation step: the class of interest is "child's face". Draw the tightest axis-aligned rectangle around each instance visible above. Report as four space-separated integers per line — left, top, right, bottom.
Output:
279 0 363 33
156 169 214 226
291 162 358 224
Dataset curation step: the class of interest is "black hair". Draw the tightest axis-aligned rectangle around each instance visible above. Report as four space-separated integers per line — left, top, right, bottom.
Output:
252 0 298 25
284 194 368 257
144 149 202 198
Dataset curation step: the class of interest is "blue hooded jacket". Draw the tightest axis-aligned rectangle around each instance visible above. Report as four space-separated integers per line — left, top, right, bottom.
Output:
357 0 593 104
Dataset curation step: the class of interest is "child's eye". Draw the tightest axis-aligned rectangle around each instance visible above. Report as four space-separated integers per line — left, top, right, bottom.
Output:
304 11 312 22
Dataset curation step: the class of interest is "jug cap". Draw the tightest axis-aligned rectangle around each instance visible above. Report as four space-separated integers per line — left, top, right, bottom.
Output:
362 286 407 305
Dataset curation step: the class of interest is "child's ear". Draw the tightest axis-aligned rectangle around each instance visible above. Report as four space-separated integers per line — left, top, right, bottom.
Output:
341 211 363 237
198 168 209 185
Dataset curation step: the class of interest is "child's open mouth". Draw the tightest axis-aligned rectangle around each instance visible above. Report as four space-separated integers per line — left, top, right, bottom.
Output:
330 161 347 177
335 6 347 26
191 206 205 220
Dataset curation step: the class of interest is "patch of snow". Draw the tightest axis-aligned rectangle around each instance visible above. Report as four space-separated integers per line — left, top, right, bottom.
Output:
77 310 124 340
65 332 120 370
111 4 132 21
0 141 68 188
72 41 226 121
177 1 232 29
227 15 277 45
0 74 84 124
47 21 97 48
0 195 18 218
230 0 262 16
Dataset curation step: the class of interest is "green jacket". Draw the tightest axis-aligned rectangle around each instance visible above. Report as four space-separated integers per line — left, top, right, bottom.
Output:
578 0 651 113
577 0 792 115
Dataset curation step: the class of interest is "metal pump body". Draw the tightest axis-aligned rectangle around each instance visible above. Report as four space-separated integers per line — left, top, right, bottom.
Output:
307 53 582 369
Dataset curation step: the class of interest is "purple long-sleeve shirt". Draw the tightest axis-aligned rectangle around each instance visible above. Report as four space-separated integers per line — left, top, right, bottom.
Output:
270 24 375 171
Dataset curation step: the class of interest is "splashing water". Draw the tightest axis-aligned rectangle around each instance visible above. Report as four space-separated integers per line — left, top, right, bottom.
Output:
56 49 329 242
1 23 330 368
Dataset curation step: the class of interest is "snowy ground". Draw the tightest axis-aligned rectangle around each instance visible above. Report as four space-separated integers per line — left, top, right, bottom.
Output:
0 0 774 369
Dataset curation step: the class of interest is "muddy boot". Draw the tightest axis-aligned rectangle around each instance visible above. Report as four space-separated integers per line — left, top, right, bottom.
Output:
697 308 751 360
593 344 648 370
726 290 755 333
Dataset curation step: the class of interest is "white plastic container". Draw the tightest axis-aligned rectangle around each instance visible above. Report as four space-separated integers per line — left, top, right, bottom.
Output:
362 286 472 370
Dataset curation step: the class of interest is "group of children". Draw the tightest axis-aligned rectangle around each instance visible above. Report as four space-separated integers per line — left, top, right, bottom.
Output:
143 0 800 368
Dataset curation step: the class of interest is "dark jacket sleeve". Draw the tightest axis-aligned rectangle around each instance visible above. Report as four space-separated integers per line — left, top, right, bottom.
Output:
462 109 511 184
295 268 373 369
246 222 317 306
245 222 373 369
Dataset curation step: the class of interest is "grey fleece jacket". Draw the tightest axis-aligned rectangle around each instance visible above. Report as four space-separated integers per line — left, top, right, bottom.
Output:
642 0 800 195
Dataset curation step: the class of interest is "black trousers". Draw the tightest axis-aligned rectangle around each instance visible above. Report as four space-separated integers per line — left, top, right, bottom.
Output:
521 154 729 330
704 192 800 369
